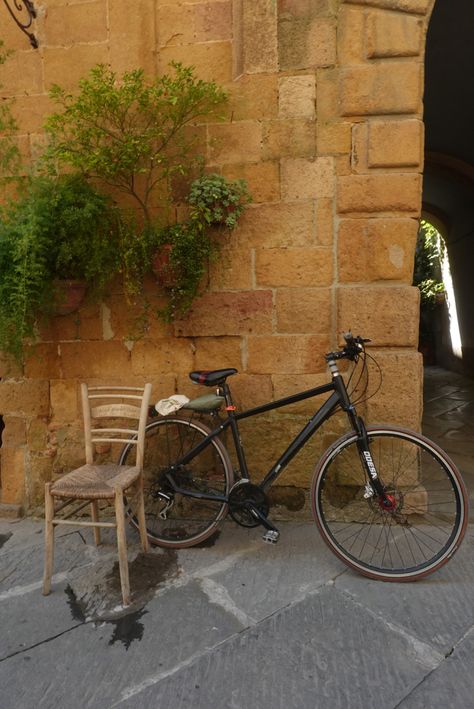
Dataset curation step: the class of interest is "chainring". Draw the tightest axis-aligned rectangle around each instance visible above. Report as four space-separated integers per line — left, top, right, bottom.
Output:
228 482 270 528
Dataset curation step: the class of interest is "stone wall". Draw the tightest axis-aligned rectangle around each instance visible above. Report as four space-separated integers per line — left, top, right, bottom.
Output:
0 0 433 512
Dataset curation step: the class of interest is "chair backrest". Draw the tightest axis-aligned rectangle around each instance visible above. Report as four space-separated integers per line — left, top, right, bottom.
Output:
81 383 152 469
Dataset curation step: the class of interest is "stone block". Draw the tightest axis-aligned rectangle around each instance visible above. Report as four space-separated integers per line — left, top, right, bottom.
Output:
24 343 62 379
262 119 316 160
221 161 280 203
337 174 422 215
192 336 243 370
229 373 273 408
367 10 423 57
247 335 329 374
209 122 262 165
276 288 332 333
368 119 423 168
316 198 334 246
174 290 273 337
278 0 336 17
59 341 131 378
10 95 54 135
104 292 171 342
278 16 336 70
0 448 26 505
317 121 352 155
0 379 50 417
157 1 232 45
339 63 421 116
241 0 278 73
0 49 43 96
131 338 194 375
338 218 418 283
109 0 156 73
233 202 316 248
158 42 233 83
256 248 333 287
281 157 335 201
1 418 26 447
338 6 366 64
278 75 316 119
365 350 423 429
337 285 420 346
208 248 253 291
344 0 431 14
27 418 49 453
43 44 110 90
44 1 107 45
26 456 55 507
50 380 79 423
316 68 339 122
224 74 279 121
272 372 332 415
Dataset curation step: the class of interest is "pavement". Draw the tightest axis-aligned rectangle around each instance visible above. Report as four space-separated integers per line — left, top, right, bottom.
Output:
1 365 474 709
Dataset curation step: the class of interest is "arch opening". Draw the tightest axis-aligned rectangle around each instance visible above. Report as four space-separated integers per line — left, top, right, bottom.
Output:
423 0 474 376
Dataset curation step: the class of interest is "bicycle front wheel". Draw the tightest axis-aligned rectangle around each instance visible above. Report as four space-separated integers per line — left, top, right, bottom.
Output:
311 426 468 581
120 417 234 548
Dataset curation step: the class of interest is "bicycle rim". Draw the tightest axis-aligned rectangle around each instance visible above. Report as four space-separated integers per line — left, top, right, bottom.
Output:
120 417 234 548
312 426 468 581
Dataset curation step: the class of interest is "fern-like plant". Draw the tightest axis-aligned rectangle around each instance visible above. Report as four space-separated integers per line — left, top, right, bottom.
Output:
0 174 120 361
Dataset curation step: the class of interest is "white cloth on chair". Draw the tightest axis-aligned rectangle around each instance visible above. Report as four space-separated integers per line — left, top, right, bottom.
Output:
155 394 190 415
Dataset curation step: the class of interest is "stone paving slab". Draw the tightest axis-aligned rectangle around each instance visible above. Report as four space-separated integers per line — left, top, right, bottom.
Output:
336 528 474 656
118 585 441 709
0 580 243 709
398 628 474 709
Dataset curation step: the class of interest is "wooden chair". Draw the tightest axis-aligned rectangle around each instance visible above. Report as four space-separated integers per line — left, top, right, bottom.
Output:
42 383 152 606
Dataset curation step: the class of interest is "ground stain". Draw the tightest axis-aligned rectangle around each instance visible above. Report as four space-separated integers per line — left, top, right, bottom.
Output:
0 532 12 550
65 584 87 622
64 549 179 649
108 608 147 650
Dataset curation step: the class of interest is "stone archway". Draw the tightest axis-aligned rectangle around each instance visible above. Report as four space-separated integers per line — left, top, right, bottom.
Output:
423 0 474 376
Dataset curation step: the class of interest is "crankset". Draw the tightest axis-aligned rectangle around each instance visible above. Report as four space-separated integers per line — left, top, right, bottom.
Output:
228 481 270 528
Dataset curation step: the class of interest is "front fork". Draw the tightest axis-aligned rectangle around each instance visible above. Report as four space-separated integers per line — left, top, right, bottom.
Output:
354 417 389 501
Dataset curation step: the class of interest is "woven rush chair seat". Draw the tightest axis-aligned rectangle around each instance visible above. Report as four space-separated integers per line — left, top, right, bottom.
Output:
43 383 152 607
50 464 141 500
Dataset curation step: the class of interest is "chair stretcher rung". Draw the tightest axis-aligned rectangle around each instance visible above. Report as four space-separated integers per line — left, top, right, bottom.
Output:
52 519 117 528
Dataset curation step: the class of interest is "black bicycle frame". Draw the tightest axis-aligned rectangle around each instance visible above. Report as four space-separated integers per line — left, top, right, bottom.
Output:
163 367 386 503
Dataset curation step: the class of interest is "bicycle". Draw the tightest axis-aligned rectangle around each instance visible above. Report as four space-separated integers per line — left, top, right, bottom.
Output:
119 333 468 581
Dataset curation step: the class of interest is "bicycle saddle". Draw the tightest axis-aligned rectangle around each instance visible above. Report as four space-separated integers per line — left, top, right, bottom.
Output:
189 368 238 386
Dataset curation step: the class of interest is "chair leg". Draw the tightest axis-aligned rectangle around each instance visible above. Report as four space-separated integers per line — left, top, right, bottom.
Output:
136 475 150 553
43 483 55 596
114 489 131 606
90 501 101 545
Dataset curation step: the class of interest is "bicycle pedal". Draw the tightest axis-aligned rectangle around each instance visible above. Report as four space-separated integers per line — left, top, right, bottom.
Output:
262 530 280 544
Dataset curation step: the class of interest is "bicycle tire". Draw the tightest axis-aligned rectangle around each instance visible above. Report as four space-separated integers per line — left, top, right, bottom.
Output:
120 416 234 548
311 425 468 581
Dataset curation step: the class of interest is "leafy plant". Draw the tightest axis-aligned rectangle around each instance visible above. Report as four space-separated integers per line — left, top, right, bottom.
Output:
44 62 228 226
0 174 119 360
153 174 252 320
413 220 446 308
0 39 21 181
188 173 252 230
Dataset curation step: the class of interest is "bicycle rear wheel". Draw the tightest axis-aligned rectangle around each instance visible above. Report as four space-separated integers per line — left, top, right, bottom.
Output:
311 425 468 581
120 417 234 548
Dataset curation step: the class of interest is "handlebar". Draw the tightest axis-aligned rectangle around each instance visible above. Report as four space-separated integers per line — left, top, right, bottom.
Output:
325 332 371 362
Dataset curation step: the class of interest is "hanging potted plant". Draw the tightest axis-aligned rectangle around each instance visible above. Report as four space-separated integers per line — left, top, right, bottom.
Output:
0 173 120 361
151 175 251 315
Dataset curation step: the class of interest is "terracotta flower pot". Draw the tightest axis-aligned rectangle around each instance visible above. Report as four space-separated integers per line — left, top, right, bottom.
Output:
52 279 87 316
151 244 180 288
